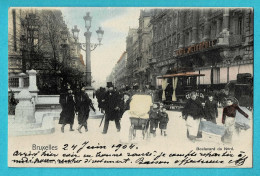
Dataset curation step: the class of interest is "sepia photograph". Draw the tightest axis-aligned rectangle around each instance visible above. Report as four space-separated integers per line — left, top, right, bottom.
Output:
7 7 253 168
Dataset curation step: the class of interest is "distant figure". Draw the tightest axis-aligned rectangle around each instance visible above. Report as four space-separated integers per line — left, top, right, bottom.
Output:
159 106 169 136
221 98 248 143
204 93 218 124
119 93 131 118
76 87 96 133
59 89 76 133
149 103 160 137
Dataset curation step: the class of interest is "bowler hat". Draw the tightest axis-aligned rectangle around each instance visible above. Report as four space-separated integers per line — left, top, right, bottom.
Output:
107 82 113 88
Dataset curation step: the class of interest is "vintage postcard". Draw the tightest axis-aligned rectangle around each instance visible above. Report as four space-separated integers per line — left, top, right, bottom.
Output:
8 7 253 168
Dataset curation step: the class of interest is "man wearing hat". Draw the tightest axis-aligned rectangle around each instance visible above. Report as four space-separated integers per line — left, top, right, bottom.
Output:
204 92 218 124
59 88 76 133
75 86 96 133
102 82 121 134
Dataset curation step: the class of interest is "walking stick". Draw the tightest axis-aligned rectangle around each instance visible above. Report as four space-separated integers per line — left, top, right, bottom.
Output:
99 113 105 127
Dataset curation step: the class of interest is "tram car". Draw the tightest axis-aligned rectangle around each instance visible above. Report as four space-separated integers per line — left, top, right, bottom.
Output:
157 72 206 110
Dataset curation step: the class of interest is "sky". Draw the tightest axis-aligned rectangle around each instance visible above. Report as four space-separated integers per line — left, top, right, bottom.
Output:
60 7 144 88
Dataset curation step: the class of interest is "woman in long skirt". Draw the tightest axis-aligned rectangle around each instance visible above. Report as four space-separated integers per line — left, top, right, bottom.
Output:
76 87 96 133
182 92 205 142
59 89 76 133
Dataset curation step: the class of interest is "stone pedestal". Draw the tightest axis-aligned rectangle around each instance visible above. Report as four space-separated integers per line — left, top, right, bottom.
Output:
28 69 39 105
18 73 26 88
15 90 36 124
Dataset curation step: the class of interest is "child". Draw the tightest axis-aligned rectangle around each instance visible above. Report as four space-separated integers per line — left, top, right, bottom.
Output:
159 107 169 136
221 98 248 143
149 103 160 137
204 93 218 124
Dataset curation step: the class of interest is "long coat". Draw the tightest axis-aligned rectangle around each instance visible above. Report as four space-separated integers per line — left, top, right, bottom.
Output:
204 100 218 121
59 93 75 124
182 99 205 120
76 92 95 125
103 90 121 121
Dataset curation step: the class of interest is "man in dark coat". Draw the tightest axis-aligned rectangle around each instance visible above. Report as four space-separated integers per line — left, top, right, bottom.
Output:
204 93 218 124
59 89 76 133
182 92 205 142
76 87 96 133
102 82 121 134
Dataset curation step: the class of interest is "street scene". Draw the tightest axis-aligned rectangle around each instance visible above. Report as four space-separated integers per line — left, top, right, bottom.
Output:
8 7 253 168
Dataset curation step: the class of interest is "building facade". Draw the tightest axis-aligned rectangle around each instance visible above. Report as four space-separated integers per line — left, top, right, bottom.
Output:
125 10 154 90
114 52 127 89
8 8 85 93
149 8 253 89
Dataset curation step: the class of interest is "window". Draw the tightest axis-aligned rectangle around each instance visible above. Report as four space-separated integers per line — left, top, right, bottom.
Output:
211 21 217 39
212 67 220 84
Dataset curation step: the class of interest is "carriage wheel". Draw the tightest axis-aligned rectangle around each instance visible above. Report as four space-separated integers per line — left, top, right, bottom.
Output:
129 124 134 141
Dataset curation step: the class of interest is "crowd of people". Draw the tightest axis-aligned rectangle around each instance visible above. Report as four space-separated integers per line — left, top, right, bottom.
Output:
182 91 249 143
58 82 250 144
58 82 169 137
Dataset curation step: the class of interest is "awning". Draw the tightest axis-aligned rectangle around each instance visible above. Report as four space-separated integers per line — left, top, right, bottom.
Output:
157 72 205 79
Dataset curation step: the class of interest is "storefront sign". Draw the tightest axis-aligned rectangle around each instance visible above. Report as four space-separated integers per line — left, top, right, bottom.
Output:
156 59 175 67
176 39 217 56
185 92 205 99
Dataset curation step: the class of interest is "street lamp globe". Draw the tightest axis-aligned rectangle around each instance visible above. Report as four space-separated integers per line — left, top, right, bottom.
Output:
71 25 80 42
83 12 92 31
96 26 104 44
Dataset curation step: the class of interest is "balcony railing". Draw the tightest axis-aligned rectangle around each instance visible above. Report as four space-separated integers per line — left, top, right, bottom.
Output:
9 78 19 88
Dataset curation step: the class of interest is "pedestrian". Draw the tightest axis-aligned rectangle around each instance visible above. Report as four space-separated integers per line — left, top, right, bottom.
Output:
102 82 121 134
221 97 248 143
119 93 131 118
204 93 218 124
149 103 160 137
97 87 106 113
182 91 205 142
159 106 169 136
59 89 76 133
76 87 96 133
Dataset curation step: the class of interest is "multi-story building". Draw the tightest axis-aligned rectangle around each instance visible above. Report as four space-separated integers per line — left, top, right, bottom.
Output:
126 28 138 87
125 10 154 89
8 8 85 93
114 51 127 89
149 8 253 89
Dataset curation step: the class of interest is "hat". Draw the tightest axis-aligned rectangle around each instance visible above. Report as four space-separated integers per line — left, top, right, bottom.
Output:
207 92 214 97
107 82 113 88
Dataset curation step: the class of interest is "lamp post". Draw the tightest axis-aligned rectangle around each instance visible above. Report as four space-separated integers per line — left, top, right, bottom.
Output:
71 12 104 89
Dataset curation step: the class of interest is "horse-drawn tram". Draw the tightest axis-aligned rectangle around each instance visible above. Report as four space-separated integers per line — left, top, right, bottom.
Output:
157 72 205 111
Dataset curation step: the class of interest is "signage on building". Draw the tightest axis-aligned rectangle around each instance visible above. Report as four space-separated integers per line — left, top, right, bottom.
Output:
175 39 218 56
156 59 175 67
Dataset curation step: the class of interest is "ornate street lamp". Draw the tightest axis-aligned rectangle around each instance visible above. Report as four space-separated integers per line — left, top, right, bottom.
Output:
71 12 104 88
96 27 104 45
71 25 80 42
